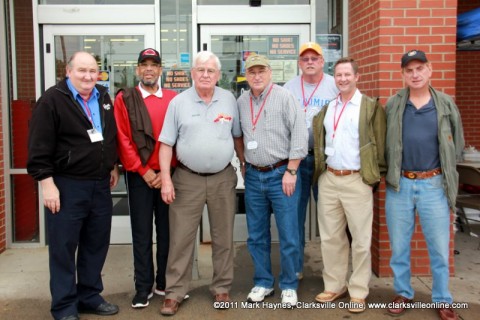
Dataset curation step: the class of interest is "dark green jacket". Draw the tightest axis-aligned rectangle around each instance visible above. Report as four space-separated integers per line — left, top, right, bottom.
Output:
385 86 464 209
312 94 387 186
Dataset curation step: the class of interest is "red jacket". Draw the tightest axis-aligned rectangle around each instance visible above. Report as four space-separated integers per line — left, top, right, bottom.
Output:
114 86 177 175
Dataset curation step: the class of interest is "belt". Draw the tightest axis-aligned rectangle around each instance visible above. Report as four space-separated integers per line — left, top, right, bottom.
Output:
178 162 230 177
402 168 442 180
327 166 360 176
249 159 289 172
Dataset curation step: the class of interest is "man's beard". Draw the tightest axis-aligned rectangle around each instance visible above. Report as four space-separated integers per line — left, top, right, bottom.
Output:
141 79 157 87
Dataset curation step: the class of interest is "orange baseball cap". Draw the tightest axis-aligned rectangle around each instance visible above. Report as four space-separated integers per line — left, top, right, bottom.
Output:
299 42 323 56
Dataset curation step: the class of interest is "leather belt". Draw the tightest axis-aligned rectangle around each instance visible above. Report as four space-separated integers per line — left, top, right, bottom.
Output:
402 167 442 180
327 166 360 176
249 159 289 172
178 162 230 177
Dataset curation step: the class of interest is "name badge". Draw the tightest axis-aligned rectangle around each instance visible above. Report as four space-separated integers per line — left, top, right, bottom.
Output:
247 140 258 150
325 146 335 156
87 129 104 143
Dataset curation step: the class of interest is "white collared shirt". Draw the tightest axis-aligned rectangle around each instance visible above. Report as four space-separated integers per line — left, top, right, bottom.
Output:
324 89 362 170
138 81 163 98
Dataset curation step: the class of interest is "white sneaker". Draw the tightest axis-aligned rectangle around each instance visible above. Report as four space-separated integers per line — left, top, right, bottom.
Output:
247 286 274 302
281 289 297 307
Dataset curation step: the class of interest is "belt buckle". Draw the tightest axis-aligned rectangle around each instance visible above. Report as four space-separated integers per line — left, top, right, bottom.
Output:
407 172 416 179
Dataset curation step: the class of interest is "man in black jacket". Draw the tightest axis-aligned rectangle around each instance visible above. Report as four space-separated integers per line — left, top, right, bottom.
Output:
27 51 119 320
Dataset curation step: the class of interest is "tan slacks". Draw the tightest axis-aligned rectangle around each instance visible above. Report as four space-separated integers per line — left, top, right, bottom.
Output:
317 170 373 299
165 165 237 302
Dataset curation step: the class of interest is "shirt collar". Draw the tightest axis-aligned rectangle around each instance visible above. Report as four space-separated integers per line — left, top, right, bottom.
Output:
250 82 274 100
66 78 99 101
337 88 362 106
138 81 163 98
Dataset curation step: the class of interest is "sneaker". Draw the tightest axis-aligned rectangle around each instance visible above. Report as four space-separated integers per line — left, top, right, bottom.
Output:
131 291 153 308
154 288 166 296
281 289 298 307
247 286 274 302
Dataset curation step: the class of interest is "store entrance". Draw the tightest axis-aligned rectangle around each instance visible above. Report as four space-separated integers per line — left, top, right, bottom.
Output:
42 24 155 244
199 24 313 243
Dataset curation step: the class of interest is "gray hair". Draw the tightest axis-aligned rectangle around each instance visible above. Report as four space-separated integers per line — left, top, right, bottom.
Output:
193 51 221 70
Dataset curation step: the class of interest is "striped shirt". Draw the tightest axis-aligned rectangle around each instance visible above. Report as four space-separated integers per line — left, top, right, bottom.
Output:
237 83 308 166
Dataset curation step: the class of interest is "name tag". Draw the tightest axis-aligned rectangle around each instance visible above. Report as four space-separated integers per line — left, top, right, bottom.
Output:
325 146 335 156
247 140 258 150
87 129 104 143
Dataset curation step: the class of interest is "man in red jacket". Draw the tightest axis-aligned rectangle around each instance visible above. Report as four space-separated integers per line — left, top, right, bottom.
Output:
114 48 177 308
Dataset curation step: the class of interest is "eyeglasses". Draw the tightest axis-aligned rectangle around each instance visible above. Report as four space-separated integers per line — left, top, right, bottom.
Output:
139 62 161 68
300 56 321 63
246 69 268 78
194 67 217 75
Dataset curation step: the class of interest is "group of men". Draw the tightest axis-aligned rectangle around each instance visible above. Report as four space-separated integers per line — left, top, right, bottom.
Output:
27 41 463 320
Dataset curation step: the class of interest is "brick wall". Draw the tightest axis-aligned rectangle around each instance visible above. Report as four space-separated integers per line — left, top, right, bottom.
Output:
457 0 480 149
350 0 458 277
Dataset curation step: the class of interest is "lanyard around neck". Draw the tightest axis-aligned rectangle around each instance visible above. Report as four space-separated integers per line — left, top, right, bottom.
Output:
249 84 274 131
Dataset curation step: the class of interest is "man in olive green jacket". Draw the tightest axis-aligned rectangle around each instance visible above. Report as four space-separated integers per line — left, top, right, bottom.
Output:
384 50 464 320
311 58 386 314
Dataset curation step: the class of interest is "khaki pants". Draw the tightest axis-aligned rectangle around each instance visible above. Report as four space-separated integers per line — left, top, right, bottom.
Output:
165 165 237 302
317 171 373 299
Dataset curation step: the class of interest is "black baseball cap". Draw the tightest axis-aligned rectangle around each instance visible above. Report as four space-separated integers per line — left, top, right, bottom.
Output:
138 48 161 64
401 49 428 68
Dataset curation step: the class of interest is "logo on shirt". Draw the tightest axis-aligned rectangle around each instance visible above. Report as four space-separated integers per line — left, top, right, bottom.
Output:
213 113 233 123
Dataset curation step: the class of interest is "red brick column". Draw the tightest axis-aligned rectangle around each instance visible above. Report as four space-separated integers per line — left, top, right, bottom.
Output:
349 0 458 277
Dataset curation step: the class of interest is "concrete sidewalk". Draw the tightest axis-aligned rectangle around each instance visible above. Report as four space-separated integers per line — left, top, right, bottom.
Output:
1 226 479 320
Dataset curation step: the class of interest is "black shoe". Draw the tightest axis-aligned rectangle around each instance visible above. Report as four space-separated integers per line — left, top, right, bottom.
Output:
79 301 119 316
132 291 154 308
59 316 79 320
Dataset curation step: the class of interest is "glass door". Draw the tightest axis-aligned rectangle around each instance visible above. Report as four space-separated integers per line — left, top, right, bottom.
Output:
42 25 155 244
200 24 310 242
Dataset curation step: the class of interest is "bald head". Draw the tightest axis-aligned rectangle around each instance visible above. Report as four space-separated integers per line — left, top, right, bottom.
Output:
66 51 99 99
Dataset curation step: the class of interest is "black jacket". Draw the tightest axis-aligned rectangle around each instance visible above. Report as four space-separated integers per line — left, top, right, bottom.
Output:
27 78 118 181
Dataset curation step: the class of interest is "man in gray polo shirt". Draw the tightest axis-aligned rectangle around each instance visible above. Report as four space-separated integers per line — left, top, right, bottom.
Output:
158 51 242 316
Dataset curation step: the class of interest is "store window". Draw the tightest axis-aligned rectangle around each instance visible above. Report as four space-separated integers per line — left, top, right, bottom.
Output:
39 0 154 4
198 0 309 4
159 0 193 93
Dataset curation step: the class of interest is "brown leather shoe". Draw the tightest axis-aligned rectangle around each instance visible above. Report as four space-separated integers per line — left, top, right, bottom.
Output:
438 307 459 320
387 295 413 315
160 299 180 316
214 293 231 303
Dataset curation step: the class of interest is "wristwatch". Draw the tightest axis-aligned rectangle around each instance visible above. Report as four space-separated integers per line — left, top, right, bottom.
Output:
286 168 297 176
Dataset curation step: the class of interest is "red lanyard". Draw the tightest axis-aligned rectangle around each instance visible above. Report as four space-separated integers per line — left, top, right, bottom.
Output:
332 95 350 139
249 84 274 131
82 99 94 126
301 76 321 112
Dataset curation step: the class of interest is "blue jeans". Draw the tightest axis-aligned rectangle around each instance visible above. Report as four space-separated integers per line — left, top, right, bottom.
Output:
297 154 318 274
245 164 300 290
386 174 453 303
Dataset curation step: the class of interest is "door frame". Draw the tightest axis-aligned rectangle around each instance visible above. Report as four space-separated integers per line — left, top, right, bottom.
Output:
199 24 312 243
40 24 155 244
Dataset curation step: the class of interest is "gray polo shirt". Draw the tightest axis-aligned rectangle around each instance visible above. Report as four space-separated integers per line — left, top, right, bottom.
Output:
237 83 308 166
159 86 241 173
284 74 339 149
